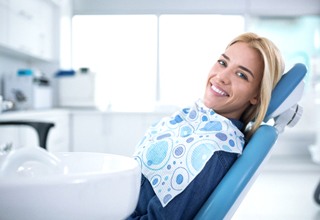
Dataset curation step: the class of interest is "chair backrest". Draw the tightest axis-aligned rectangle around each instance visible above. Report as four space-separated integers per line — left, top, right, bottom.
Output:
194 63 307 220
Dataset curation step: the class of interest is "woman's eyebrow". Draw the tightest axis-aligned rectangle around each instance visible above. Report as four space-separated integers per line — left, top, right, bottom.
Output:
222 53 255 78
239 66 255 78
222 53 230 61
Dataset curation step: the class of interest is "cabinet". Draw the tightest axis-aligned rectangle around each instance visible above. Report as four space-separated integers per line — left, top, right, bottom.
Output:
0 0 8 45
71 111 166 156
0 109 167 156
0 0 55 61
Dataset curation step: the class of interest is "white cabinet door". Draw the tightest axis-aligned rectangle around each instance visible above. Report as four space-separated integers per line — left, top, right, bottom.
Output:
71 113 109 153
8 0 40 55
0 1 8 45
71 112 165 156
38 0 54 60
20 113 71 152
6 0 54 60
7 10 39 55
0 125 23 149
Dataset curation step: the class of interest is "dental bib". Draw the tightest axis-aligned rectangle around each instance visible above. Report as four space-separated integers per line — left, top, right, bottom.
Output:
133 100 245 207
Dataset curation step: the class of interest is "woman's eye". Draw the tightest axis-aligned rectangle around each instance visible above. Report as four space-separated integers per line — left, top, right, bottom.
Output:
218 59 226 67
236 72 248 81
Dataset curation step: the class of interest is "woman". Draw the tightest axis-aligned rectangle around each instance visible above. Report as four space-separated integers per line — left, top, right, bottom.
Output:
128 32 284 219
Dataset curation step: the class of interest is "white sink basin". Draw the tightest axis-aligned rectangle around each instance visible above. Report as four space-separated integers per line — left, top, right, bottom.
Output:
0 148 141 220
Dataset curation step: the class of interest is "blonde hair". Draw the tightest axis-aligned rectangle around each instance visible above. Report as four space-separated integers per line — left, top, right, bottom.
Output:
227 32 284 138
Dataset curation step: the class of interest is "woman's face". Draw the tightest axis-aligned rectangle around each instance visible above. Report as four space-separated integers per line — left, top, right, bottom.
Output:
203 42 264 120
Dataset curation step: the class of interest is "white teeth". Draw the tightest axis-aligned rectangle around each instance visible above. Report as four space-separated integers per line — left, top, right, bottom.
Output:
211 85 228 96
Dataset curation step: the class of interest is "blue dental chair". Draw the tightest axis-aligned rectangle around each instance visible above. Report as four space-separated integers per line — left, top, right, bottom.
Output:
195 63 307 219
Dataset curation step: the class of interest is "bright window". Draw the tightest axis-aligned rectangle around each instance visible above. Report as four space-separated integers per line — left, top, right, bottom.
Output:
72 15 157 111
72 15 245 111
159 15 245 107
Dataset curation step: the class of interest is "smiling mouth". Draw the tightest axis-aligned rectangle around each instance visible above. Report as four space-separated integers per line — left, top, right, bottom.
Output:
211 85 229 96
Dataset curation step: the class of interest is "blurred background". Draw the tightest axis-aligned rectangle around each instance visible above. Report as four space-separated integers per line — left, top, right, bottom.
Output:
0 0 319 219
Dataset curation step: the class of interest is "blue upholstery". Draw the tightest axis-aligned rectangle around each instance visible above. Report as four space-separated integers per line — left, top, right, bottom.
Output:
195 63 307 220
265 63 307 120
195 125 278 219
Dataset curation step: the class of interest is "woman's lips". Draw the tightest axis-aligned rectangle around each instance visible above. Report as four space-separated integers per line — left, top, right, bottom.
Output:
211 84 229 96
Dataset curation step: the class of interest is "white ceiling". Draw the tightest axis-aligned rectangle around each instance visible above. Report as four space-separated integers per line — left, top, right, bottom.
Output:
73 0 320 16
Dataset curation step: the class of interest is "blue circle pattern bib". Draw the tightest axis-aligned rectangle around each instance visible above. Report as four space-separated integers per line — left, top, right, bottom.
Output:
133 100 245 207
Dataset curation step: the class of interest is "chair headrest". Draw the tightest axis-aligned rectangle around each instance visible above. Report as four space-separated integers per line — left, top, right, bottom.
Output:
264 63 307 122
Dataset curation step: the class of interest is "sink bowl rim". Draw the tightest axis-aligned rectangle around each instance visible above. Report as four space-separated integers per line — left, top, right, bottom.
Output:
0 152 140 186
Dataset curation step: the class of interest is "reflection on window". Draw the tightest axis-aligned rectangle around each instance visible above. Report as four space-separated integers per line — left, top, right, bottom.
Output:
72 15 245 111
247 16 320 91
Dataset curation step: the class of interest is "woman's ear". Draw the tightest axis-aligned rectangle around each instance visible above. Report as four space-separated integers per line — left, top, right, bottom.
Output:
249 95 259 105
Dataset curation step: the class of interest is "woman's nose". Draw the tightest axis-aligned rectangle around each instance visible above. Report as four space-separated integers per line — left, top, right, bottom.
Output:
216 69 231 84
